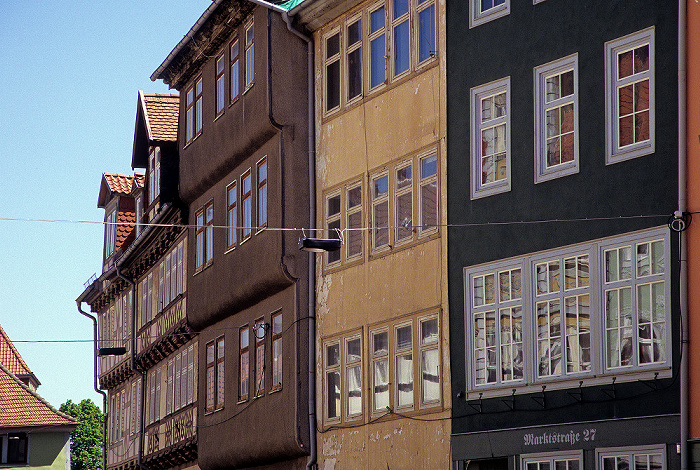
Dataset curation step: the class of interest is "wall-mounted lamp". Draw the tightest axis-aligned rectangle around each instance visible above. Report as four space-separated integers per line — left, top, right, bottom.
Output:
298 237 341 252
98 347 127 356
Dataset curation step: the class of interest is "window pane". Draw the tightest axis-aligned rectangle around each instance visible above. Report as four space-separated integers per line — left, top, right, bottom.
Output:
373 359 389 410
327 371 341 418
500 306 523 381
396 325 412 350
474 310 497 384
396 353 413 407
346 365 362 416
370 34 386 88
327 343 340 367
421 348 440 403
418 4 435 62
394 0 408 18
393 19 409 75
373 331 388 356
421 318 438 345
347 338 361 363
326 60 340 110
348 47 362 100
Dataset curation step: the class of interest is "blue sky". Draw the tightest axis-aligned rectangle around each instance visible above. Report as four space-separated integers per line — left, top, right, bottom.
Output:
0 1 211 409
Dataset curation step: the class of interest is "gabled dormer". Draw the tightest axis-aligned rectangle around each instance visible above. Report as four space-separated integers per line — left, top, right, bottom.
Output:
131 91 179 223
97 173 137 273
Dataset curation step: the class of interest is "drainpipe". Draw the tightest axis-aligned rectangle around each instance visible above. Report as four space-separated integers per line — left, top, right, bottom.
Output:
76 300 108 470
245 2 316 468
678 0 688 468
115 264 148 470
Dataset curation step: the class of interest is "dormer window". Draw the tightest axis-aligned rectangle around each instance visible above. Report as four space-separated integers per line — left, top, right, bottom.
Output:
148 147 161 205
104 208 117 259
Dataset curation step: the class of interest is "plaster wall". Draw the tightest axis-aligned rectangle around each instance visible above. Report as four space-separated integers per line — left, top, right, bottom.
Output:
312 0 450 467
20 432 70 470
686 0 700 441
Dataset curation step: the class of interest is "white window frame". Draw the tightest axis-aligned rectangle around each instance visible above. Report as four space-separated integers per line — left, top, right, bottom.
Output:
469 0 509 29
605 27 655 164
216 53 226 116
323 27 342 114
104 206 117 259
463 227 671 397
470 77 511 199
597 445 666 470
534 54 579 183
521 450 583 470
391 0 411 80
345 13 363 104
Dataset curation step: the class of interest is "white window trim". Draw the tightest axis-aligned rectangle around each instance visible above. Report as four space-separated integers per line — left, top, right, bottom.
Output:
521 450 583 469
469 0 510 29
470 77 511 199
533 54 579 183
323 26 342 115
345 13 364 105
244 19 255 90
463 227 671 398
596 445 666 470
604 27 655 164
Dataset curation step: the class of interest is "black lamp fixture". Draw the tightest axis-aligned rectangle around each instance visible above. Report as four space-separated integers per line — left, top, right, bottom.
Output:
298 236 341 252
298 228 342 252
98 346 127 356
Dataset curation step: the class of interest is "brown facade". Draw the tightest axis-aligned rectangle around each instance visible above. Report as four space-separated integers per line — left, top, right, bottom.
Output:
153 2 312 468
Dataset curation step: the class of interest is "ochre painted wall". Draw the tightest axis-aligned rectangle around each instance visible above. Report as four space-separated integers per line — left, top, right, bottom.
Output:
313 0 450 468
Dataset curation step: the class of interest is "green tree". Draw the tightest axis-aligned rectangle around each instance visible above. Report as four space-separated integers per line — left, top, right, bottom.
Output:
59 399 103 470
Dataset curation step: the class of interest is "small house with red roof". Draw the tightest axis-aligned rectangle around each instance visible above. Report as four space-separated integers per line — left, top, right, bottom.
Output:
0 332 76 469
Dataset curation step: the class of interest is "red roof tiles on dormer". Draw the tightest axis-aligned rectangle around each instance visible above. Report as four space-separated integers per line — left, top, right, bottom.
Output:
98 173 135 208
0 324 32 378
0 363 76 429
142 93 179 142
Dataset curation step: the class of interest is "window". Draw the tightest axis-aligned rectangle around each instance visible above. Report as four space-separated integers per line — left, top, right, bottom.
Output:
325 180 364 266
148 147 161 205
227 181 238 249
323 331 363 424
324 151 438 268
166 343 195 415
369 5 387 90
135 195 143 238
245 20 254 88
185 77 203 144
255 319 265 396
597 446 665 470
325 29 341 112
239 326 250 401
469 0 509 28
322 0 436 114
257 157 267 230
139 272 154 327
371 173 390 251
231 39 240 102
369 312 441 414
417 0 436 63
160 239 185 310
392 0 410 77
205 337 224 412
242 170 252 241
605 28 654 164
206 341 215 412
522 451 582 470
272 312 283 390
534 55 579 183
195 201 213 270
104 208 117 258
1 433 28 464
346 17 362 102
216 53 225 116
470 77 510 199
148 367 161 424
464 227 670 395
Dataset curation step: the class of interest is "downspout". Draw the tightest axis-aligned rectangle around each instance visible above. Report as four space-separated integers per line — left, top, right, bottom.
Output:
114 264 147 470
246 2 317 468
678 0 688 468
76 300 108 470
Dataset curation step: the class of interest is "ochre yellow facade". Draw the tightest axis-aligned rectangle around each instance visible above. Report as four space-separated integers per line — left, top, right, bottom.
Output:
313 0 450 467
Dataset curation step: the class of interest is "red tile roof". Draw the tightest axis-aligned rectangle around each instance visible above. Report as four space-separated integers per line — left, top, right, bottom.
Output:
0 363 76 429
142 93 179 142
0 324 32 377
103 173 135 196
116 204 136 252
133 172 145 190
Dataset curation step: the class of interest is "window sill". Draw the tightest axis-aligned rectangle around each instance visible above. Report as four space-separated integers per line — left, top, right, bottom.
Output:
465 366 672 400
